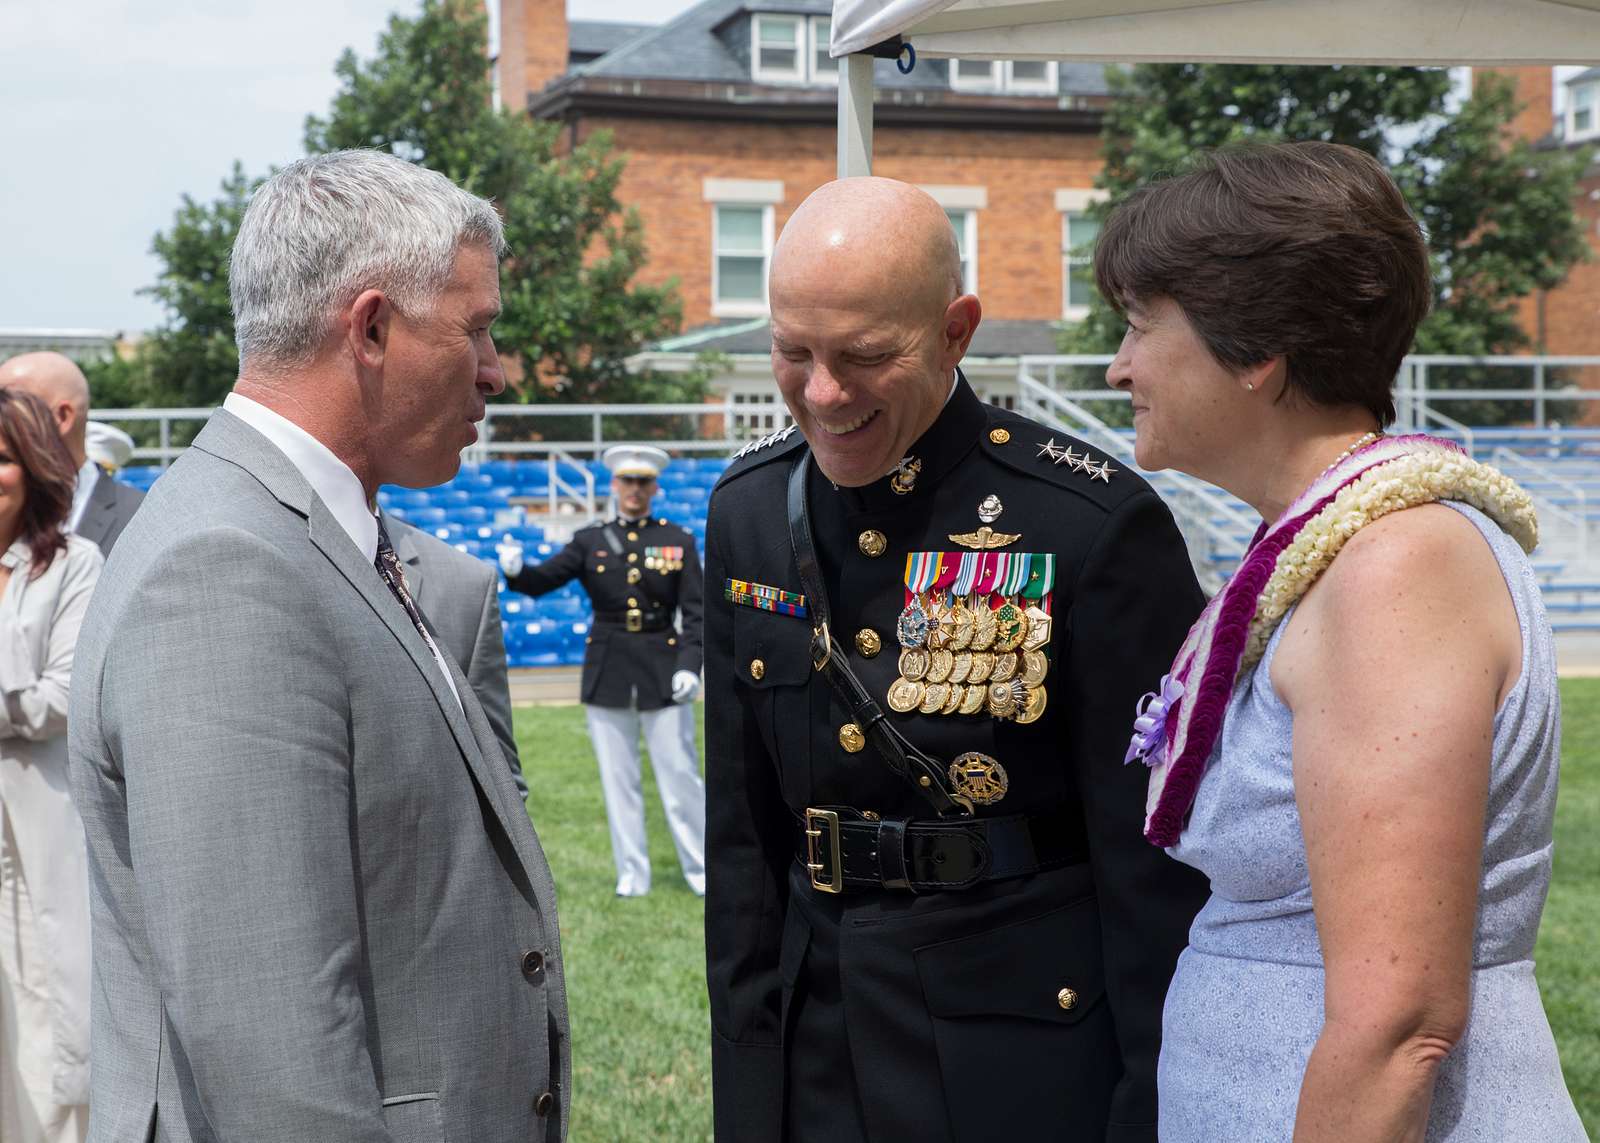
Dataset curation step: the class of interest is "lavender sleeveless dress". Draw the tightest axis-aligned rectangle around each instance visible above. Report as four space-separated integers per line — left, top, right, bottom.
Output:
1158 503 1586 1142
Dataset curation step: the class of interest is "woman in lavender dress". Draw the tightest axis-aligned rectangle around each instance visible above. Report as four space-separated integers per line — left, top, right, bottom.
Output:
1097 142 1586 1141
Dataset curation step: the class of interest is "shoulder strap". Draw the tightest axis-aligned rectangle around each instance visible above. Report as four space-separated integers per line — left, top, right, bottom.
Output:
786 454 972 818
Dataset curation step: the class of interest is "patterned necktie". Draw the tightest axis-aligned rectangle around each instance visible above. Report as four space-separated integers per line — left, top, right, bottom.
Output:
374 518 432 643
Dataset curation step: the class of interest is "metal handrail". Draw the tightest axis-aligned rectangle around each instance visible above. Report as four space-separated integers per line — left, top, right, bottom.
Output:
1491 448 1589 562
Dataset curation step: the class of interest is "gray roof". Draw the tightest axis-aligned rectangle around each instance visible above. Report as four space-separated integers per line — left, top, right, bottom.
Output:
573 0 1107 96
654 318 1068 358
568 20 654 61
1568 65 1600 85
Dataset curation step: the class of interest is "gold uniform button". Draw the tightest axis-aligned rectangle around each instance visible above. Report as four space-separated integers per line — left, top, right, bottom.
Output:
667 637 677 646
628 552 638 563
989 427 1011 444
627 531 639 542
627 597 638 607
749 658 766 681
858 529 887 558
1057 987 1078 1011
627 568 642 583
854 628 882 657
838 723 866 753
596 564 606 573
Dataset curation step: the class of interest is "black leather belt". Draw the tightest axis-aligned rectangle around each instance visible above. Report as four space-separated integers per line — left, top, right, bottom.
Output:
797 804 1088 894
592 609 672 633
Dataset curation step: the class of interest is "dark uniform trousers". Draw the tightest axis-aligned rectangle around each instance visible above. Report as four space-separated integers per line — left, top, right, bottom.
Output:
703 377 1210 1143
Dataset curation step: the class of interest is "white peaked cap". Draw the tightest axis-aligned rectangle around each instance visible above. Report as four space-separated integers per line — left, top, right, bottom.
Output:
603 444 670 478
86 421 136 470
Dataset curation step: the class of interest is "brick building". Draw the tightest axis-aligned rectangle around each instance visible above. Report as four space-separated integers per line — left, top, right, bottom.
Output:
497 0 1114 411
1494 66 1600 361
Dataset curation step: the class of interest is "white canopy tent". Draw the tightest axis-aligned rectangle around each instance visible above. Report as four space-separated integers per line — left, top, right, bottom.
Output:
828 0 1600 175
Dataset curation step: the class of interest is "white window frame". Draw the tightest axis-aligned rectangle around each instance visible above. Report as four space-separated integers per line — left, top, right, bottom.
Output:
809 15 837 85
711 202 775 318
1057 188 1108 321
1003 59 1058 95
751 14 804 84
1567 81 1600 142
950 59 1002 92
946 208 979 296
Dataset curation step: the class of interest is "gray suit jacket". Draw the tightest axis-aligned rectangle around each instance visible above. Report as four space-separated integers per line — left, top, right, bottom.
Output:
75 466 143 556
69 410 570 1143
386 516 522 792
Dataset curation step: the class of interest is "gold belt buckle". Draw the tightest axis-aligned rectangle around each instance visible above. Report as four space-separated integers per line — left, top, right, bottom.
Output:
625 608 643 632
803 808 843 894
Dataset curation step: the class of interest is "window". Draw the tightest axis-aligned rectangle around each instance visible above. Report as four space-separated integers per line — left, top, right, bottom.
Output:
1005 60 1058 95
951 59 1058 94
753 15 802 82
714 204 773 316
1057 188 1107 319
1570 81 1600 140
732 391 786 437
945 208 978 294
810 16 836 81
950 59 1000 91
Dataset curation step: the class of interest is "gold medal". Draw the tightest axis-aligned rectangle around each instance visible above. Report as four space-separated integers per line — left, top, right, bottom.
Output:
968 651 996 684
993 601 1028 653
927 648 955 684
948 752 1009 805
1021 649 1049 687
898 647 930 681
971 605 999 651
991 651 1019 683
1022 606 1052 652
1014 685 1048 725
940 684 964 715
930 598 958 649
987 680 1018 718
949 650 973 685
888 677 925 713
948 598 975 651
958 684 988 715
919 682 951 714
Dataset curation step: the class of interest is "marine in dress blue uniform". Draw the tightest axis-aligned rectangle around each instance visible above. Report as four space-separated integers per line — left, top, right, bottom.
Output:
702 177 1209 1142
501 445 706 896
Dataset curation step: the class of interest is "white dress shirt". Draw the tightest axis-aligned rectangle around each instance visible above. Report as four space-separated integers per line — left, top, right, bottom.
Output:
221 393 462 710
67 458 98 533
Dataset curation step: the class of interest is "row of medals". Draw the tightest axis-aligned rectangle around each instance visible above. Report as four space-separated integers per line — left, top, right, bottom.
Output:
887 594 1050 724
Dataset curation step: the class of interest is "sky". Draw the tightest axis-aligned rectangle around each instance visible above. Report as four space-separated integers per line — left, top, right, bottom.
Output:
0 1 697 336
1 3 1586 336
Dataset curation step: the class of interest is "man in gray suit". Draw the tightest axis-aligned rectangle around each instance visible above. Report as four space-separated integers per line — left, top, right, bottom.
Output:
69 150 570 1143
384 513 522 784
0 350 144 554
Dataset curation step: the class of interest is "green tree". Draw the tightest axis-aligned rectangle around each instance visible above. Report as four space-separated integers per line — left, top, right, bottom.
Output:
305 0 706 433
1064 65 1590 422
85 164 256 412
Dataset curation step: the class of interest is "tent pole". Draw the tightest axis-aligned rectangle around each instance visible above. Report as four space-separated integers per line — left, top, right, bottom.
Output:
837 53 875 177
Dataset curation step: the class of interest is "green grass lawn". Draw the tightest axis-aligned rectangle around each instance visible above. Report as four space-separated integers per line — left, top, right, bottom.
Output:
516 679 1600 1141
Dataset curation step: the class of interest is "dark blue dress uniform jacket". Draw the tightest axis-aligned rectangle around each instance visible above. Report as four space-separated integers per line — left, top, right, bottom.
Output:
507 516 704 710
702 378 1210 1142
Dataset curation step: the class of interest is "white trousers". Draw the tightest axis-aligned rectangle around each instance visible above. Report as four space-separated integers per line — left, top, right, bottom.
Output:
584 702 706 896
0 807 88 1143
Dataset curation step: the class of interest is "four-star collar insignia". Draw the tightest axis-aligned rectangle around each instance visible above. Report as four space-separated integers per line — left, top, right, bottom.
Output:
1035 438 1117 483
732 424 798 460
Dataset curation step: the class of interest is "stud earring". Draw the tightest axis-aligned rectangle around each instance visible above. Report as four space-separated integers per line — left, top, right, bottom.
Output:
1245 383 1255 391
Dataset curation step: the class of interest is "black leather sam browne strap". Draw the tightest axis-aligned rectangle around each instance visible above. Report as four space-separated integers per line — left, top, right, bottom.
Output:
786 453 974 819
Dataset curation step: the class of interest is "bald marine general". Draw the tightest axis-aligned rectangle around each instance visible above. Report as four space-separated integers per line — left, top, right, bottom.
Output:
701 177 1210 1142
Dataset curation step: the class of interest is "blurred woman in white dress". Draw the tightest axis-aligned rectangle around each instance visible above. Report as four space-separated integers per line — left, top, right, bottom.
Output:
0 388 102 1143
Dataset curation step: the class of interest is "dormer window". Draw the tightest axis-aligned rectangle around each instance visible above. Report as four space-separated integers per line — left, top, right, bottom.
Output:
950 59 1059 95
1569 81 1600 142
752 14 836 85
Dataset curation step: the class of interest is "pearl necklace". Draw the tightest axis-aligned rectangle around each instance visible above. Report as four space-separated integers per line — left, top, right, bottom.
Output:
1320 430 1383 477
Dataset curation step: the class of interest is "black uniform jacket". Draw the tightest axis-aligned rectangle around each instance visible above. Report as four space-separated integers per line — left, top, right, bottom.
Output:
702 378 1209 1143
508 515 704 710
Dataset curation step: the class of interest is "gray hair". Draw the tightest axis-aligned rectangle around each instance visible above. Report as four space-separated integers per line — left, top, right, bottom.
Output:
229 149 506 368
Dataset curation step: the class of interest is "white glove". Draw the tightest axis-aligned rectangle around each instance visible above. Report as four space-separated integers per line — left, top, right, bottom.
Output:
671 670 702 704
496 536 525 579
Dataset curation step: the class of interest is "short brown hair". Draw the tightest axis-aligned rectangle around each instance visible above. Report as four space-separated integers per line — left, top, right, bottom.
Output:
1094 141 1430 426
0 387 77 578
